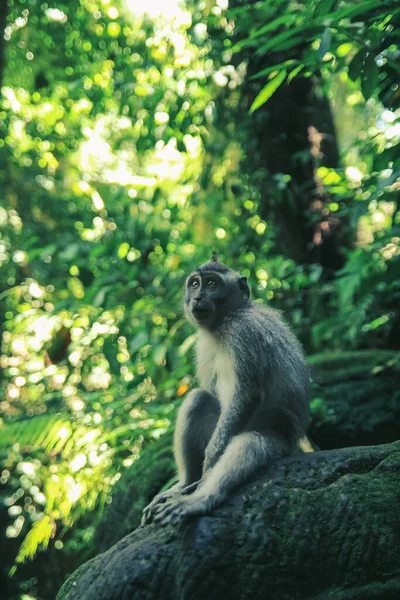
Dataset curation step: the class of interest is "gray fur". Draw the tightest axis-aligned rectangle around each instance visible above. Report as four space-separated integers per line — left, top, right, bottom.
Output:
141 257 310 526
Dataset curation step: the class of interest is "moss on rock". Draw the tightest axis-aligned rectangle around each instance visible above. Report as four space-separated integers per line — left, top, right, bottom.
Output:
57 441 400 600
308 350 400 449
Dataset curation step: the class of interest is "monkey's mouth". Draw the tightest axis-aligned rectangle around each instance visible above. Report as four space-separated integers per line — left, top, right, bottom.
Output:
192 305 211 321
193 307 210 317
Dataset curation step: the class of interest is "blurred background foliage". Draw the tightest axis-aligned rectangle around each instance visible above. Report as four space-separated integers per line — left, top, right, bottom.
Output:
0 0 399 598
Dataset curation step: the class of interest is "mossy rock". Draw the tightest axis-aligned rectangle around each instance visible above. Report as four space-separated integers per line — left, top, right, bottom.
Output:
308 350 400 449
57 441 400 600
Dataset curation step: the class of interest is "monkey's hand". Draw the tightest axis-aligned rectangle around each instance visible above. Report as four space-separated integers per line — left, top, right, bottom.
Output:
153 493 212 527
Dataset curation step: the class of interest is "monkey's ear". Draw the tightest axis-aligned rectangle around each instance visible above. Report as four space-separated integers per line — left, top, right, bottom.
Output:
238 276 250 299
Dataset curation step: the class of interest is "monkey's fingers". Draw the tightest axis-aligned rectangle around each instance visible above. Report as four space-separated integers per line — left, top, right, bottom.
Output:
154 496 207 527
140 495 169 526
181 479 202 495
153 500 185 526
140 506 153 526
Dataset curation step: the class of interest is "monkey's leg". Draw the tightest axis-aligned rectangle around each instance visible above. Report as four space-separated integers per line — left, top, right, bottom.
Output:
153 431 289 526
141 389 219 525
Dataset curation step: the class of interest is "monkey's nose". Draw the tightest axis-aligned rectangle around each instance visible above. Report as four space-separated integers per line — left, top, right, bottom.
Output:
192 298 209 313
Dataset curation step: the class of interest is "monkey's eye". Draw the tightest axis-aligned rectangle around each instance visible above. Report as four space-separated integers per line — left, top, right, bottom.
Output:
206 279 216 287
190 280 200 289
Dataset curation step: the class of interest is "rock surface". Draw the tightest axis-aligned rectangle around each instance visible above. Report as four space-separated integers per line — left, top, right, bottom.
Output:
308 350 400 448
57 440 400 600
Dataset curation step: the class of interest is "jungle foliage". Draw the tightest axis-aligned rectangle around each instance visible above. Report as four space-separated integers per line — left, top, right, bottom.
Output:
0 1 399 598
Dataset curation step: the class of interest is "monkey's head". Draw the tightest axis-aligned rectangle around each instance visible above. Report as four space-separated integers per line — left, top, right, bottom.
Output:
184 254 250 331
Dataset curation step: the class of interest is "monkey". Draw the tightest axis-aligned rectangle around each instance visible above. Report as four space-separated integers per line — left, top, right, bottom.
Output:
141 253 310 526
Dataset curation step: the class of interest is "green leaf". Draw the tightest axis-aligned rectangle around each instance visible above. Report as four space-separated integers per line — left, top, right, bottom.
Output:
256 26 321 55
103 338 121 375
93 285 112 308
129 331 148 354
325 0 380 22
348 50 365 81
0 415 72 451
315 0 337 17
248 14 297 41
58 243 80 262
361 53 379 99
250 60 297 81
178 333 196 356
249 70 287 114
274 35 313 53
318 28 332 59
16 516 54 564
287 64 304 82
153 344 167 365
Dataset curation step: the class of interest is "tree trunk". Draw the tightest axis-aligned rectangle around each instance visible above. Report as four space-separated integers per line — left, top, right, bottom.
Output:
243 66 348 270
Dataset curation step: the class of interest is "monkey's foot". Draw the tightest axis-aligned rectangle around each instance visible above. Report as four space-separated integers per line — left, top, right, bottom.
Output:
141 492 175 526
153 495 210 526
181 479 202 495
141 482 202 526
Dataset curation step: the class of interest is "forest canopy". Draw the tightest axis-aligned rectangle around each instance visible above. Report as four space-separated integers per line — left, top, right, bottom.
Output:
0 1 399 598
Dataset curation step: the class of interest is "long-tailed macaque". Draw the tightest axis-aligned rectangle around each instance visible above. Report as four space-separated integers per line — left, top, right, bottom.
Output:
142 254 310 526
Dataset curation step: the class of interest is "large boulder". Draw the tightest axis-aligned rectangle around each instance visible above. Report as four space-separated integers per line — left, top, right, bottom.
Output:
308 350 400 449
57 440 400 600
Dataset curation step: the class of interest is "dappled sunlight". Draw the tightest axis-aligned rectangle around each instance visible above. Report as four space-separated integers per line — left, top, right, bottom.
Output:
125 0 182 20
0 0 399 595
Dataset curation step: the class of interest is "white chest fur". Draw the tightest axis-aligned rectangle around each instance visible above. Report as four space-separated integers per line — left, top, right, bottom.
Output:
196 331 236 408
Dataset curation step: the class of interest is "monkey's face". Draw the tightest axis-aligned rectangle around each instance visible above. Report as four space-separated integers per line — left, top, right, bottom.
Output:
184 269 250 331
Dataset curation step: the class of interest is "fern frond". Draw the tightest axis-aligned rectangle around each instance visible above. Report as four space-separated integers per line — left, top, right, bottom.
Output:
15 515 55 564
0 414 72 452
